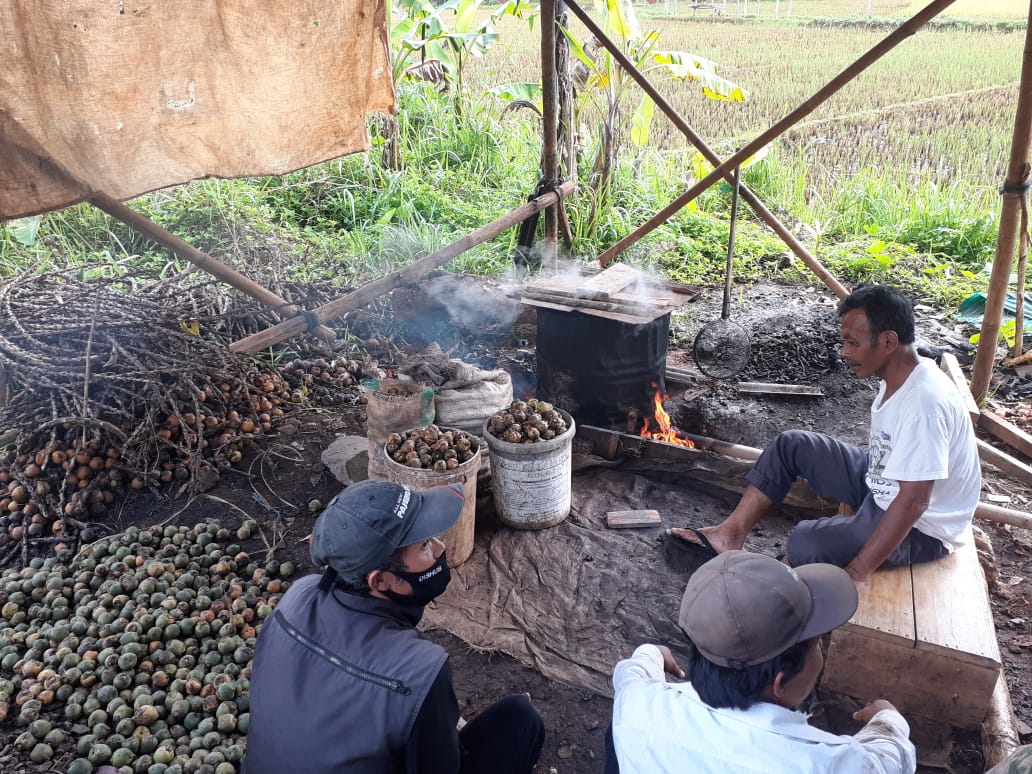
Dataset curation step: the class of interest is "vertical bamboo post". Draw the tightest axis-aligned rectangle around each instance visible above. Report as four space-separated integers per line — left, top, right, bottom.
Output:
540 0 560 272
970 0 1032 401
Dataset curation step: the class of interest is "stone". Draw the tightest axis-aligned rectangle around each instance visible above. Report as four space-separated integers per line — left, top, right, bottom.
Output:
320 436 370 485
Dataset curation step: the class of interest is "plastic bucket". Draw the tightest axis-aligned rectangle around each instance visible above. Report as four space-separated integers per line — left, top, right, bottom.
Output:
483 409 575 529
382 436 481 567
365 381 435 481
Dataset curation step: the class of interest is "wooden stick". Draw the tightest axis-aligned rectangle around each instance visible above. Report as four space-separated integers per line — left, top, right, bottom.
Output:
977 438 1032 487
564 0 849 299
736 382 823 397
1013 200 1028 359
540 0 560 272
979 410 1032 460
519 288 661 313
594 0 959 266
579 424 1032 530
971 0 1032 399
940 353 981 425
1003 349 1032 368
981 670 1022 768
975 501 1032 531
230 181 578 353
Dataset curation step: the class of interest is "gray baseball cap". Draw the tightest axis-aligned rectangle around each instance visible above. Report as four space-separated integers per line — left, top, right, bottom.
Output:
311 480 464 586
678 550 857 668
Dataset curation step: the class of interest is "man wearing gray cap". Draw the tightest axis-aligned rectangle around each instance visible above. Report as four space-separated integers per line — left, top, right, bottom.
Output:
244 480 544 774
608 552 916 773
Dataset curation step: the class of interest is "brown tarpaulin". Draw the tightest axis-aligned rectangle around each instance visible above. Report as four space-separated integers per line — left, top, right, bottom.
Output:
0 1 395 220
422 462 803 697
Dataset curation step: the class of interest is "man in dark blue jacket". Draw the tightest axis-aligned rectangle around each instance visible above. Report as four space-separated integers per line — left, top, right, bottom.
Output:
244 480 544 773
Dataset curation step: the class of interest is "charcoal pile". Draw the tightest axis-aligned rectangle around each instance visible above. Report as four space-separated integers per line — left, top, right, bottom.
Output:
738 311 843 383
0 273 369 563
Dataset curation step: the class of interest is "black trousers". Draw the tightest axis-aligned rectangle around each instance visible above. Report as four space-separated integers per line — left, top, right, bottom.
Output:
459 694 545 774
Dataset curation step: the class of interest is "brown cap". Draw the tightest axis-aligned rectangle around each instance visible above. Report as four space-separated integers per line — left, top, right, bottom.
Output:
678 551 858 668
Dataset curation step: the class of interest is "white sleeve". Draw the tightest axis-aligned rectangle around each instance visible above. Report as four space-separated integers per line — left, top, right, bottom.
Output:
612 644 665 693
853 709 917 774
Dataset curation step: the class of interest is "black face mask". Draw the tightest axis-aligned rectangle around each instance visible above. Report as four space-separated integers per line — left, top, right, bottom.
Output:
383 553 451 607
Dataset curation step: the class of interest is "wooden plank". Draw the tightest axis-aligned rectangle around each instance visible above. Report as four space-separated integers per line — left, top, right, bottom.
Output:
735 382 824 397
977 438 1032 486
939 353 980 425
576 263 641 298
979 410 1032 460
605 509 662 528
520 288 656 313
824 632 998 728
911 541 1001 669
847 564 915 645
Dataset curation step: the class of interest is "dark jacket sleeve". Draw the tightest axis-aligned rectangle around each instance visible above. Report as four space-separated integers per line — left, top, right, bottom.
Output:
405 660 462 774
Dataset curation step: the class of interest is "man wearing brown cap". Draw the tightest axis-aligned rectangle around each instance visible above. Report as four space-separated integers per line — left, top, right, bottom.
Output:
244 480 544 774
608 552 916 773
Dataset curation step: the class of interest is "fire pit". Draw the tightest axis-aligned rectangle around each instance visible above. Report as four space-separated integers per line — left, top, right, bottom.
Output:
518 264 698 432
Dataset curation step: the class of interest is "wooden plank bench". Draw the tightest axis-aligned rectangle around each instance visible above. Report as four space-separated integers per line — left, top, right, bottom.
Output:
822 537 1001 729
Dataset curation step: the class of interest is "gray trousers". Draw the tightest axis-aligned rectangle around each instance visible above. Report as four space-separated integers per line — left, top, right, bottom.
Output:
748 430 948 568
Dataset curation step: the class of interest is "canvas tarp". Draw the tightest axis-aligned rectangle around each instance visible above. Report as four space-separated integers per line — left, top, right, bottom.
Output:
0 1 395 220
422 460 803 697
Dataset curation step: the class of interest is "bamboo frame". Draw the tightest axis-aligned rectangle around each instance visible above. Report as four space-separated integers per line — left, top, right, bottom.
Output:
564 0 849 299
969 0 1032 400
229 181 578 353
594 0 959 266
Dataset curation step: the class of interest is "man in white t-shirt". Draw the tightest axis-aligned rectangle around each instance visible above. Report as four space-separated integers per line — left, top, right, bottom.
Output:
672 285 980 584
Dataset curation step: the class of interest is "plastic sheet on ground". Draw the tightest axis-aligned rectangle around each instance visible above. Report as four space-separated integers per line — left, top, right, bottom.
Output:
421 463 754 698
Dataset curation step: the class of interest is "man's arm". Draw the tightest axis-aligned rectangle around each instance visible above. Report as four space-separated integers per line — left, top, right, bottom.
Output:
852 700 917 774
405 661 462 774
845 479 933 583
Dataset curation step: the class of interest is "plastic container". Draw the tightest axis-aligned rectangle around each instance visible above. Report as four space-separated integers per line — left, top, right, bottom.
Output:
382 435 481 566
483 409 575 529
365 380 435 481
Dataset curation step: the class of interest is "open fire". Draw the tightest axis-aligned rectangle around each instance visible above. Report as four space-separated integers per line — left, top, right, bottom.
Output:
639 383 695 448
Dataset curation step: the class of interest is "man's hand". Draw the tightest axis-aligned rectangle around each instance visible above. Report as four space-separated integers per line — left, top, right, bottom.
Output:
656 645 685 680
853 699 898 723
844 561 871 591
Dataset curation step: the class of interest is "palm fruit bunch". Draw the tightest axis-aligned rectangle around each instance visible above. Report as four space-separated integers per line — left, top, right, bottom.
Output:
384 425 479 471
486 399 569 444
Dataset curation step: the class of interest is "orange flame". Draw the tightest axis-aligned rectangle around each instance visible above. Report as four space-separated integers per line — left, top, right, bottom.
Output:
640 383 696 448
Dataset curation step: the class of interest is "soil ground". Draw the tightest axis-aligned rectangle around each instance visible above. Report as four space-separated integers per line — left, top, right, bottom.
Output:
1 276 1030 772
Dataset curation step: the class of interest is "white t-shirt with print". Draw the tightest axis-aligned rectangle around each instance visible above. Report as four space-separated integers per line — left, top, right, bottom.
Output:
865 358 980 550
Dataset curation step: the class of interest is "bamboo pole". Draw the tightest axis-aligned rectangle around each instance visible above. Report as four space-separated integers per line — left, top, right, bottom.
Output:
970 0 1032 401
664 430 1032 530
540 0 560 272
982 675 1022 770
595 0 959 266
229 181 578 353
1013 201 1027 359
564 0 849 299
0 115 336 344
89 194 336 344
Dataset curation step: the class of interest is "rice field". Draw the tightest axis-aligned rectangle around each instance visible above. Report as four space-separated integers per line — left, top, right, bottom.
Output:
472 3 1025 255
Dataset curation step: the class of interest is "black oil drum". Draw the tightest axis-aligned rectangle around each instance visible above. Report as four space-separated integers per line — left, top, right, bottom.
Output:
536 309 669 430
